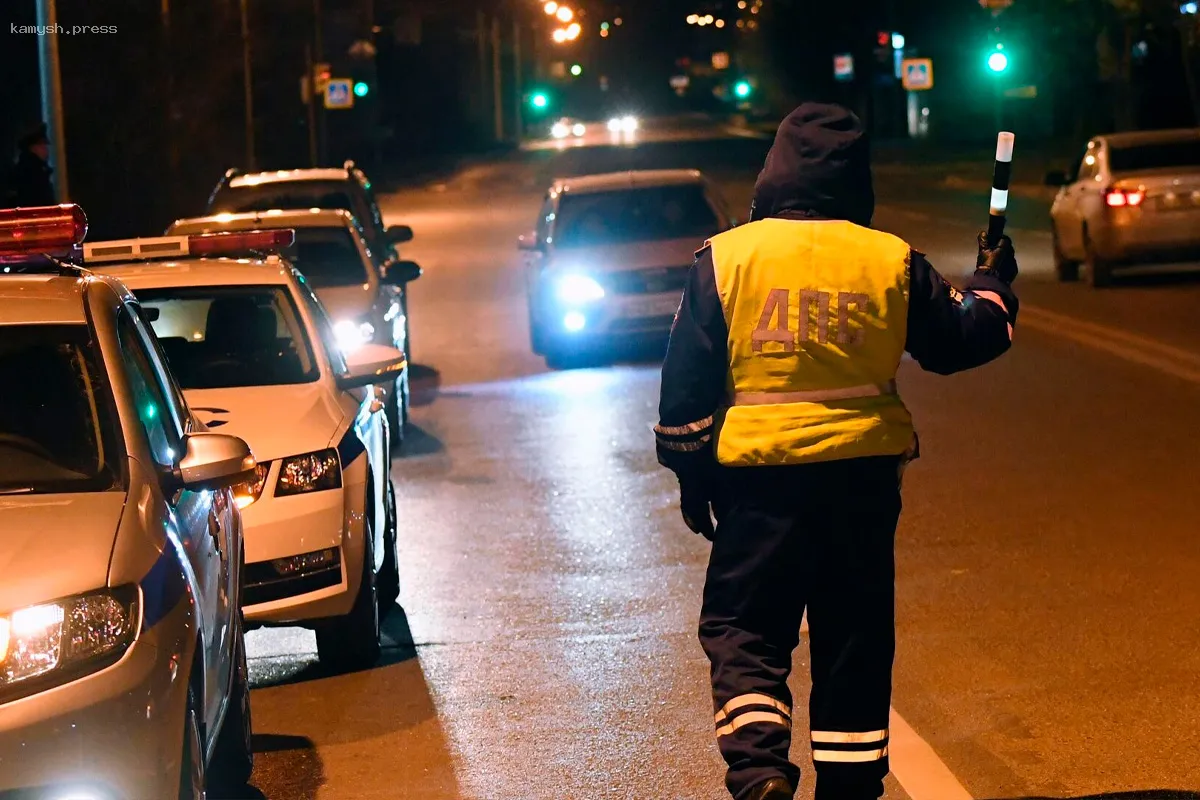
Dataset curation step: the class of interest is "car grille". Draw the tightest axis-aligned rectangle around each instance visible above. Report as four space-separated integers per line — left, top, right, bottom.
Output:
604 266 691 295
243 551 343 606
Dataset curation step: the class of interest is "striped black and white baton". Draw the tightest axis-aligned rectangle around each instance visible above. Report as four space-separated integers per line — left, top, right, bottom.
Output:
987 132 1016 247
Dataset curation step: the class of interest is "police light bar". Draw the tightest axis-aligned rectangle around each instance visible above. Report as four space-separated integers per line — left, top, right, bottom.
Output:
0 205 88 256
83 229 295 264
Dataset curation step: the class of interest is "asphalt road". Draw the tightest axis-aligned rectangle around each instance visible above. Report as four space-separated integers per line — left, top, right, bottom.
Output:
240 116 1200 800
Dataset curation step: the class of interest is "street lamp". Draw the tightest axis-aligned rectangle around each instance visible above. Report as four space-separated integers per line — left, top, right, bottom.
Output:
544 1 558 14
566 22 581 39
556 5 573 23
553 27 568 42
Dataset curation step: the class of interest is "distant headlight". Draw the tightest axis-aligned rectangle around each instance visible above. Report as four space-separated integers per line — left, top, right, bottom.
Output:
608 116 638 133
555 274 605 304
0 587 139 699
607 118 622 132
334 319 375 353
276 448 342 497
572 123 587 137
552 122 570 139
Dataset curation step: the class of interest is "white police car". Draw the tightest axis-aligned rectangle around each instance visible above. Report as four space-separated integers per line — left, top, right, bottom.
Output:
0 205 255 798
85 228 405 670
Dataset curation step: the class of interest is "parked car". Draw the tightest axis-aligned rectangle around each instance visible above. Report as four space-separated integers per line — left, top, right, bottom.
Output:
0 205 255 799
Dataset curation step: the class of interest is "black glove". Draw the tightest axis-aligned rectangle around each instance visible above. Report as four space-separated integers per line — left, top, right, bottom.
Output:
976 231 1018 284
679 479 715 540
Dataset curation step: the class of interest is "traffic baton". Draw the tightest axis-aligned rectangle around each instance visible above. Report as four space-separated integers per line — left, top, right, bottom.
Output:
987 132 1016 247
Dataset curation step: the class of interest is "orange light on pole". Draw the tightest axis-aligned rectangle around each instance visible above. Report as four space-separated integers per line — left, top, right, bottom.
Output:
556 5 573 23
544 1 558 15
566 21 581 39
552 27 568 43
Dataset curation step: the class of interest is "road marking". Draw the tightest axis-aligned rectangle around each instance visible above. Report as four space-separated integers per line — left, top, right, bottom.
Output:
889 707 975 800
1020 304 1200 385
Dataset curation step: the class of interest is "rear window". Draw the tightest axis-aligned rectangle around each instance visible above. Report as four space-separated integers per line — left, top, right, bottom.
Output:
210 180 357 216
0 325 122 494
1109 139 1200 172
555 184 720 248
137 286 319 390
281 228 370 288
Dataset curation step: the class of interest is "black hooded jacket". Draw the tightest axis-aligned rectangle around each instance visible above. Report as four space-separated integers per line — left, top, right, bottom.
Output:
5 149 55 208
655 104 1019 477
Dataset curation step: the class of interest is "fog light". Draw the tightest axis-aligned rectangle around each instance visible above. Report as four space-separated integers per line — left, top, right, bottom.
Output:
563 311 586 332
272 548 340 577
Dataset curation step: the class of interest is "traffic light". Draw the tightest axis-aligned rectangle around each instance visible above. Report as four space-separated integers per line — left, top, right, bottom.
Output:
570 63 583 76
734 80 752 99
353 81 370 97
987 48 1009 73
530 90 550 110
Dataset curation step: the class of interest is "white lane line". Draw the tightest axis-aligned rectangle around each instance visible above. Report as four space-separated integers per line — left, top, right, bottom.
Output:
889 707 974 800
1020 304 1200 385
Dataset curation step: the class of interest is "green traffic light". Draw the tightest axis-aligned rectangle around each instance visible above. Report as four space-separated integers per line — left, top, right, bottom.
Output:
571 64 583 76
353 81 370 97
987 51 1009 73
531 92 549 109
734 81 752 99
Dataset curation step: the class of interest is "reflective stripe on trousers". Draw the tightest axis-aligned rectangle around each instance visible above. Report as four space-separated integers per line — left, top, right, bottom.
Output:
811 729 889 763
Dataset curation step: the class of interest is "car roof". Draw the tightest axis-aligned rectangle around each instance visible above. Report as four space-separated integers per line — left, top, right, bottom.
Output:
552 169 705 195
169 208 356 232
1097 128 1200 149
228 168 352 188
0 272 130 326
89 257 294 292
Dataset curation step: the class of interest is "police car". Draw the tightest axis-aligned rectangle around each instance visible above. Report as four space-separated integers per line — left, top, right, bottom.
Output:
84 227 406 670
165 209 420 446
0 205 255 798
519 170 732 367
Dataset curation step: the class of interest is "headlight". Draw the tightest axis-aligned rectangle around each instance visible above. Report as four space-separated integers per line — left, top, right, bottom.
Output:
276 448 341 497
572 123 586 137
555 274 605 304
551 122 569 139
607 118 622 132
621 115 638 132
233 462 271 509
334 319 376 354
0 587 139 700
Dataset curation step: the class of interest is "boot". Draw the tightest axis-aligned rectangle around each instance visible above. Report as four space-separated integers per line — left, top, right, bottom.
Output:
744 777 795 800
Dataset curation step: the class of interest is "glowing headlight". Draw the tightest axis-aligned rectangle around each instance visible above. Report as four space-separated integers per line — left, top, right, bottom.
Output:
276 448 342 497
607 118 622 132
572 123 586 137
0 587 139 698
334 319 375 353
556 274 605 304
551 122 570 139
609 116 638 133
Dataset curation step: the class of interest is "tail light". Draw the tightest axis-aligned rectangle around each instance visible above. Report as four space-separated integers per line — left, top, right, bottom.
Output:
1105 187 1145 208
0 205 88 255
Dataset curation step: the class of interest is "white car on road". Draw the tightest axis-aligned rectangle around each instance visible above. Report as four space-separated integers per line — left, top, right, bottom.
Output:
0 205 256 798
1048 128 1200 287
86 228 406 670
519 169 732 367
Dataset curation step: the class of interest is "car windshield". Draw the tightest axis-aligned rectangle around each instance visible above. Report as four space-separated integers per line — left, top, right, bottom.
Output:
1109 139 1200 172
136 286 320 390
0 325 122 494
211 181 357 216
554 184 719 248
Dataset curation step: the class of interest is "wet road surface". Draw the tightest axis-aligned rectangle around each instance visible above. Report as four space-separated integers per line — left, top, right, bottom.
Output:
241 116 1200 800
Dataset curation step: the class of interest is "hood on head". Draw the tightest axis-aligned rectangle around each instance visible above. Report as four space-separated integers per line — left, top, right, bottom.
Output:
751 103 874 227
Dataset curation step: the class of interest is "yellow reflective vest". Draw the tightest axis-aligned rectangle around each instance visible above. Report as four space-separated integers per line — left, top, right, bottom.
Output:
707 218 915 467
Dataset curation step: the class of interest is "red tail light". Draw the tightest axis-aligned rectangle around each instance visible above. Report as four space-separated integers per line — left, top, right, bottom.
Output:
187 229 295 256
1106 188 1145 208
0 205 88 255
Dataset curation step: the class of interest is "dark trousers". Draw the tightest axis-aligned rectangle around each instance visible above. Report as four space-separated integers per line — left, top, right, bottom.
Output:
700 457 902 800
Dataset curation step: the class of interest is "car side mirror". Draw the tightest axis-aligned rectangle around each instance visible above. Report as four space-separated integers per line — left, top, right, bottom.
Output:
386 225 414 244
382 258 422 285
337 343 407 390
518 232 541 252
175 433 257 491
1044 170 1070 187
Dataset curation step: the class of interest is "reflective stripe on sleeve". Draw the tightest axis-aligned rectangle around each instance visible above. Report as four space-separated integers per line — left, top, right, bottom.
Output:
715 710 791 738
657 434 712 452
812 746 889 763
654 416 714 436
733 380 897 407
811 729 888 744
715 693 792 725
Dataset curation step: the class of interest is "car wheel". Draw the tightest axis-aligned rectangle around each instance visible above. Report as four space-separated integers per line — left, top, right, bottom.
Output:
1052 226 1079 282
178 687 206 800
377 480 400 618
316 521 381 672
209 610 253 791
1084 232 1114 288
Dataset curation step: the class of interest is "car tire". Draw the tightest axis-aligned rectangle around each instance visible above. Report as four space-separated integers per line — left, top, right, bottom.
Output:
1052 227 1080 282
178 687 206 800
377 480 400 618
1084 233 1114 288
316 521 381 672
209 610 254 791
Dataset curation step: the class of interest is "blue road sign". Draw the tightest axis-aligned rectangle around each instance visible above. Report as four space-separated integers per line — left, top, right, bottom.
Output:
901 58 933 91
325 79 354 109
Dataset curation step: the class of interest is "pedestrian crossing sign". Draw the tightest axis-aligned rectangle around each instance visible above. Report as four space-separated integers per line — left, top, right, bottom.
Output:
325 79 354 109
901 58 933 91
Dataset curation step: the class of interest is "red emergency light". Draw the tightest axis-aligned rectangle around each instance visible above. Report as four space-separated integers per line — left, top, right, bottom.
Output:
1105 187 1144 208
0 204 88 256
187 228 295 256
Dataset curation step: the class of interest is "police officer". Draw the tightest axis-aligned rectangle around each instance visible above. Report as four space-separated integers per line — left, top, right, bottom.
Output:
655 103 1018 800
5 124 56 209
